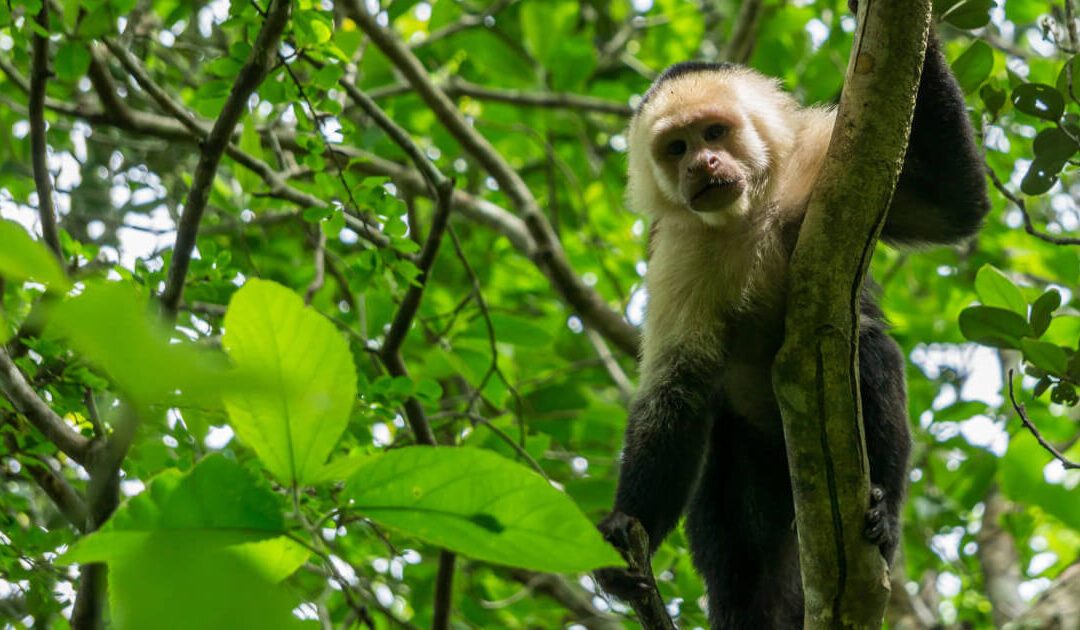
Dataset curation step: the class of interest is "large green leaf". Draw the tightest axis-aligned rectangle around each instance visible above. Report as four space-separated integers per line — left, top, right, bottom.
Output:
223 279 357 484
64 455 290 564
108 533 312 630
50 282 231 408
345 447 622 572
0 219 70 291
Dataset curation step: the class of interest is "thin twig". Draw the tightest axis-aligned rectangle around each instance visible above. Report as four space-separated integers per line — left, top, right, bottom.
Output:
429 410 549 480
160 0 292 322
986 164 1080 245
412 0 519 48
305 231 327 305
29 4 63 261
1007 369 1080 469
584 328 634 405
444 77 632 116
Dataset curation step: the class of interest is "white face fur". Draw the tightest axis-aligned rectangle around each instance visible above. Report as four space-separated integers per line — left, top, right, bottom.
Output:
626 68 796 228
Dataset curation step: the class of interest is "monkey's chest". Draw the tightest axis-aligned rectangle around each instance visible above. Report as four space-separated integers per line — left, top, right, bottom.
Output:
719 314 785 434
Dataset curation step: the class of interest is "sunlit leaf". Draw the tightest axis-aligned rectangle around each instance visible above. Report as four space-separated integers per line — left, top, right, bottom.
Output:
974 264 1026 315
345 447 622 572
222 279 357 484
0 220 70 291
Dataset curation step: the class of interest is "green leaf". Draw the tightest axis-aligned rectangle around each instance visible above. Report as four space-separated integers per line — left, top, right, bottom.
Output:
108 533 311 630
974 264 1026 314
235 120 263 194
1030 289 1061 337
1021 158 1065 195
222 279 357 484
1011 83 1065 121
64 455 287 564
980 83 1006 117
1032 127 1079 163
0 220 71 291
50 282 229 408
958 305 1032 348
1021 339 1069 375
53 41 90 82
951 40 993 94
942 0 995 29
313 63 344 91
345 447 622 572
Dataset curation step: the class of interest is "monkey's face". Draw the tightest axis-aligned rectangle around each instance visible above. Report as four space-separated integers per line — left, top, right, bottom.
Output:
650 115 748 215
627 71 783 227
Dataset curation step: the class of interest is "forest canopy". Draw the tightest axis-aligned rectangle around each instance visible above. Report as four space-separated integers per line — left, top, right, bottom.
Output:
1 0 1080 628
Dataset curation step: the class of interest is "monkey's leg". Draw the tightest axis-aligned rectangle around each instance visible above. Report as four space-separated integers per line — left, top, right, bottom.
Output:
686 421 804 630
858 323 912 561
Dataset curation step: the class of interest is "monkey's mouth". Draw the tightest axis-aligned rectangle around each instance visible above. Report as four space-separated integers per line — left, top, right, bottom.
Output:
691 179 742 207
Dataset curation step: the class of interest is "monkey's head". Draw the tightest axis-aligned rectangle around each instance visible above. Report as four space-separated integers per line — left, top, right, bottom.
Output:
627 63 796 227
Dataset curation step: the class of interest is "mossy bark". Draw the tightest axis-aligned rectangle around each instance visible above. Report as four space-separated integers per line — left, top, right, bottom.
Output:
771 1 933 628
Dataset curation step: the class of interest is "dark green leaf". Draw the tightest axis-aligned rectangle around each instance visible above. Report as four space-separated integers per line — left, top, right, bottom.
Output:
942 0 996 29
1030 289 1062 336
1011 83 1065 121
1021 158 1065 195
1033 127 1079 162
958 305 1032 348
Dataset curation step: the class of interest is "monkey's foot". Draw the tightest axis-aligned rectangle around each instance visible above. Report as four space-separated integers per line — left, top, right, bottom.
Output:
594 566 653 601
595 511 653 600
863 484 895 551
597 510 638 551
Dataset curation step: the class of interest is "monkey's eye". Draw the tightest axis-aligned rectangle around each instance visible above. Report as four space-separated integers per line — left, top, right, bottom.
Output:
704 124 728 141
665 140 687 157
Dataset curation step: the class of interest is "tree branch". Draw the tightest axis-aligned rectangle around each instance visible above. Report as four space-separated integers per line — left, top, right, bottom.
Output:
723 0 764 64
343 0 639 357
986 164 1080 246
0 348 90 463
771 1 932 627
29 4 63 260
504 569 623 630
1008 370 1080 469
159 0 291 322
976 487 1025 625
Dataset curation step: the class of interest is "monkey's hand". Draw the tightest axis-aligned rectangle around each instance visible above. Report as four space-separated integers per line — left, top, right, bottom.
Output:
595 511 653 600
863 484 897 555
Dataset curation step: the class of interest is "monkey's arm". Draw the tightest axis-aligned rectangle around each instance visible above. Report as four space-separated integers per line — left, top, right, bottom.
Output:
604 353 714 552
883 35 991 245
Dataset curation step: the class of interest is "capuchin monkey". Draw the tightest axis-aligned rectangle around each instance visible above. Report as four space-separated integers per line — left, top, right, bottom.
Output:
595 26 989 630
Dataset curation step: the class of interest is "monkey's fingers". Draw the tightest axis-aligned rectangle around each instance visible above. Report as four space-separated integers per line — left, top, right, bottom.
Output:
863 484 894 552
